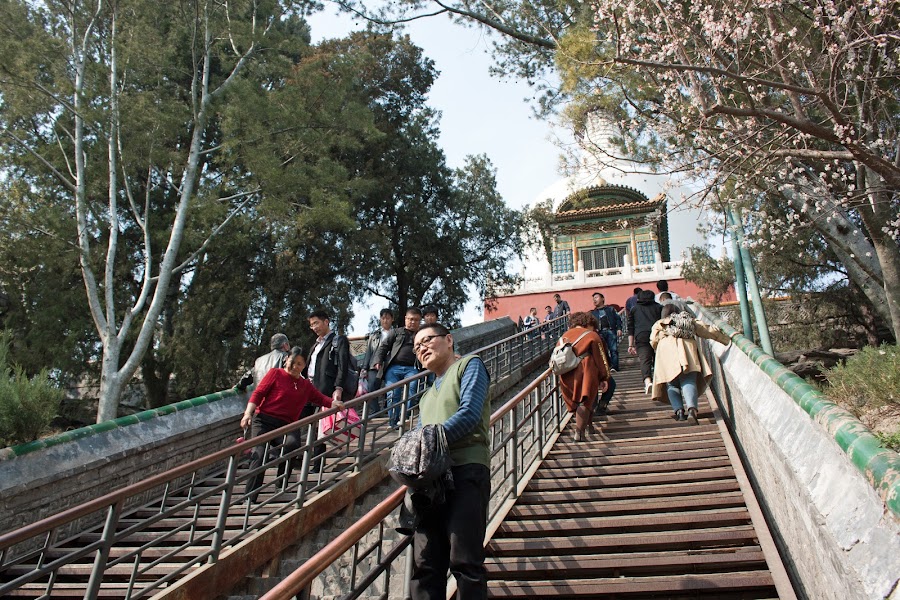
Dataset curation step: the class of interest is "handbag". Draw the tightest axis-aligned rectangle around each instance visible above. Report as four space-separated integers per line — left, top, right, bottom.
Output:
666 312 696 339
318 408 361 446
549 330 592 375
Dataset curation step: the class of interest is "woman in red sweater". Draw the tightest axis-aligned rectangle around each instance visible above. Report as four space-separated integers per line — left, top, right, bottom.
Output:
240 346 343 502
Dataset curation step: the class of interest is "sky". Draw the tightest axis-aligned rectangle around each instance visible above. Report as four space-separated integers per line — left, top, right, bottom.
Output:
306 5 708 333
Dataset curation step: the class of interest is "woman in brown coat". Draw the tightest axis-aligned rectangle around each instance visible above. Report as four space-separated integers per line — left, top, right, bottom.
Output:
650 305 732 424
558 312 611 441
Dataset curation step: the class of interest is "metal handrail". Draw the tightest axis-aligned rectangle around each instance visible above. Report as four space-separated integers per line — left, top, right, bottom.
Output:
0 316 568 599
259 368 566 600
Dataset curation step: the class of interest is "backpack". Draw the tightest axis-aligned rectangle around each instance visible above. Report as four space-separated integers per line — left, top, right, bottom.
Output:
549 330 593 375
666 312 696 339
330 335 360 398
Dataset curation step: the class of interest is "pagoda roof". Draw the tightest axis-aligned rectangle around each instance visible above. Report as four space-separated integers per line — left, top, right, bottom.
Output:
556 184 665 222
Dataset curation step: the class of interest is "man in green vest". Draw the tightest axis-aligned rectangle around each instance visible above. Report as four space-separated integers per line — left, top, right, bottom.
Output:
411 323 491 600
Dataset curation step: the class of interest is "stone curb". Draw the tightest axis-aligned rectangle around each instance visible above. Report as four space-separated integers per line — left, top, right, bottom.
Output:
0 388 241 462
692 303 900 519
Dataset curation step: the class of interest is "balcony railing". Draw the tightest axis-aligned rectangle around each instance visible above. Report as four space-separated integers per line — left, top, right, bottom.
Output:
515 257 684 293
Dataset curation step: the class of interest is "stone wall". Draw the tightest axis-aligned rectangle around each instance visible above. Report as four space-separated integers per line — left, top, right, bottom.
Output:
702 337 900 600
0 396 244 536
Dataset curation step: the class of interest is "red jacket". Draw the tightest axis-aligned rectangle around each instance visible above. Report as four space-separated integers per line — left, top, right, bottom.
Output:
249 369 332 423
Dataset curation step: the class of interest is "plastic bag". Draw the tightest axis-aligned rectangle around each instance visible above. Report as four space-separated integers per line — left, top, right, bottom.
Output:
318 408 361 446
356 376 368 398
235 427 253 456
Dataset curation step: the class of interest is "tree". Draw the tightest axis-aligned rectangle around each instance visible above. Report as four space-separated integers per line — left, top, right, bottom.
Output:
326 33 523 319
344 0 900 341
0 0 322 420
680 245 735 307
1 13 525 414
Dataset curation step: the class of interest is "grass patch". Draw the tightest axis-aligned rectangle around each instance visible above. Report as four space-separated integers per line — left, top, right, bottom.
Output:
876 431 900 452
821 344 900 454
821 344 900 415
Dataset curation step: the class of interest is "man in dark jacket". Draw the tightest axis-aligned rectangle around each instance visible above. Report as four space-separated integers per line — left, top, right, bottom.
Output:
591 292 622 371
373 307 422 428
625 287 642 316
305 310 352 470
627 290 662 394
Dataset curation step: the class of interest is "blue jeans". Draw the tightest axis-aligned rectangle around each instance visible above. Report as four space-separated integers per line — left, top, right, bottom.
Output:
666 371 699 412
599 329 619 371
385 364 419 426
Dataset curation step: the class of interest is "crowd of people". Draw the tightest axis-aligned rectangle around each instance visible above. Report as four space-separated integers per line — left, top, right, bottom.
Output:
236 284 732 600
235 305 492 599
522 279 733 436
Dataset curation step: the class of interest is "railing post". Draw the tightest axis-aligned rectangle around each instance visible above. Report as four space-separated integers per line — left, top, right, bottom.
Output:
355 401 370 473
85 501 123 600
399 384 409 432
510 406 519 499
296 423 316 505
210 454 239 562
403 543 414 600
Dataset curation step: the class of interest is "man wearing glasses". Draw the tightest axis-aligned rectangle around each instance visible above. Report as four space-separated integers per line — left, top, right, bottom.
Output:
410 324 491 600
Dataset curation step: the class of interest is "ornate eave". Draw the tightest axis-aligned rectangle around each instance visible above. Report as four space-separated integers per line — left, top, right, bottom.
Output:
550 184 670 262
555 185 666 223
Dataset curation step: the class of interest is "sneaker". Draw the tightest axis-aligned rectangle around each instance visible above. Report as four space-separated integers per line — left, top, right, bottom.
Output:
644 379 652 394
673 409 686 421
686 407 699 425
610 368 618 374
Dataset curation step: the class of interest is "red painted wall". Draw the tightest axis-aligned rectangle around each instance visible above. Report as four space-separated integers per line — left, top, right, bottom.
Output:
485 279 735 323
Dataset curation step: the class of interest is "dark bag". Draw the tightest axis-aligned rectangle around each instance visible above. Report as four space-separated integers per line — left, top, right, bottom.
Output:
389 424 451 488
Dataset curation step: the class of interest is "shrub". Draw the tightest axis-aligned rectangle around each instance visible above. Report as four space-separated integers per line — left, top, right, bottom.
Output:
0 333 63 447
821 344 900 415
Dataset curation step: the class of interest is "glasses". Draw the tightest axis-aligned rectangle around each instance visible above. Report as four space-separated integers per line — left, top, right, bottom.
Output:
414 334 448 354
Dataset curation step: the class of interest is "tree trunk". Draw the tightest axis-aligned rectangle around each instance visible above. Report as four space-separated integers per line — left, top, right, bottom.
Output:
858 172 900 340
871 235 900 342
97 341 123 423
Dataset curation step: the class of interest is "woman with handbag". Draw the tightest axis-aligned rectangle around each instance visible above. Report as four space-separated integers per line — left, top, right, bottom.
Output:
649 305 732 424
558 312 611 442
240 346 343 502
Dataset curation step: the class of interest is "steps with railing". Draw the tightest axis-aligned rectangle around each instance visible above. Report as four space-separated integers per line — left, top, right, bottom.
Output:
0 318 566 600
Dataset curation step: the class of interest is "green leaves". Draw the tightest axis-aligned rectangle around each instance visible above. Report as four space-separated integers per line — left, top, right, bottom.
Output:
0 332 62 447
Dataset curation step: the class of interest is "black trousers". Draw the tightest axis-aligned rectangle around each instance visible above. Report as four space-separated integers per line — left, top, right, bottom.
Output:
245 412 303 502
635 330 655 381
299 403 326 469
411 463 491 600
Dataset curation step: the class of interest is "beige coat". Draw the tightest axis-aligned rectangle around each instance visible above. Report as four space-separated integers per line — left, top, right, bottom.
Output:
649 317 731 401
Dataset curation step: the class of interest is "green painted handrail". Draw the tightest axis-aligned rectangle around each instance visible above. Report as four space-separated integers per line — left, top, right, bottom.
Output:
0 388 242 462
692 303 900 518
